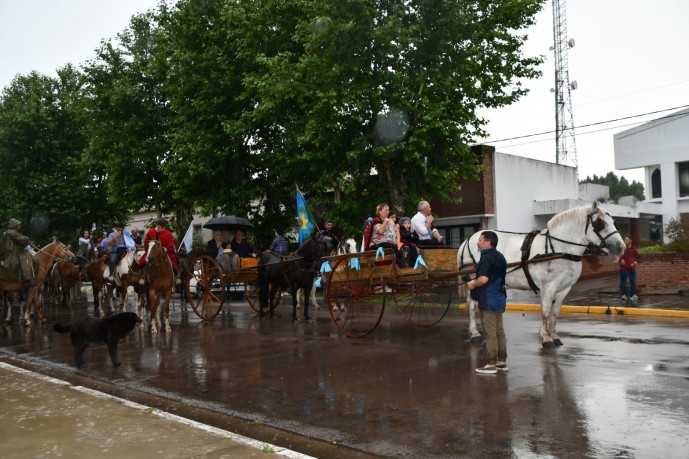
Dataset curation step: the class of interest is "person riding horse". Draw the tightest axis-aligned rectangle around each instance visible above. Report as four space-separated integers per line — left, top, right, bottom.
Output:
76 229 98 266
138 218 180 284
101 222 135 284
0 218 34 287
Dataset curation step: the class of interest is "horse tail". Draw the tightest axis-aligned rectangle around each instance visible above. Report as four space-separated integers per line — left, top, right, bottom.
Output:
53 322 71 333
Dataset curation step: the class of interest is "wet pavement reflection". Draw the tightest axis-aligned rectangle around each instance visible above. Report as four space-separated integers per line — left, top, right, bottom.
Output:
1 290 689 458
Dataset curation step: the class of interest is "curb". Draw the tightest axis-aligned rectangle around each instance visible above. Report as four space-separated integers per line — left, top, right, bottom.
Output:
459 303 689 318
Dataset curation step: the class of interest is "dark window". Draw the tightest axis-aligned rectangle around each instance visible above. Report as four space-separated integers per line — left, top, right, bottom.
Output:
679 163 689 198
441 224 480 247
651 168 662 199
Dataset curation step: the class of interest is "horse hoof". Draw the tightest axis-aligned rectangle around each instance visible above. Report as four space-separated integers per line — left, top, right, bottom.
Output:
542 341 555 349
304 317 312 323
292 318 299 324
470 335 484 344
270 314 277 320
553 339 563 347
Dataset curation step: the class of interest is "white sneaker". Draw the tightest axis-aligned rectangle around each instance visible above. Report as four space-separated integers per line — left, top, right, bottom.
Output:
630 294 638 301
621 295 627 301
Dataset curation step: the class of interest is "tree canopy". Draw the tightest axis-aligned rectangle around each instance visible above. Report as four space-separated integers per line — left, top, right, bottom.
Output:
0 0 546 245
580 172 645 203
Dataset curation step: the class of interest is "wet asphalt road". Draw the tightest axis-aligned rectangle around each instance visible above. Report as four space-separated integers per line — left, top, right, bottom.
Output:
1 291 689 458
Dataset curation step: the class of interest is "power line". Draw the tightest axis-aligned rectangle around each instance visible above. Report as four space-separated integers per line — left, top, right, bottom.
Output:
482 104 689 144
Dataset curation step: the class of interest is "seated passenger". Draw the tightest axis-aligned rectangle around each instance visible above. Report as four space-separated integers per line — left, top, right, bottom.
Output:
398 217 419 266
230 229 258 258
368 203 401 264
206 230 227 257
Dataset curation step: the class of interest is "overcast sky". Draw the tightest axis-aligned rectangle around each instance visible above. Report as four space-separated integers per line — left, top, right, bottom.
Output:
2 0 687 185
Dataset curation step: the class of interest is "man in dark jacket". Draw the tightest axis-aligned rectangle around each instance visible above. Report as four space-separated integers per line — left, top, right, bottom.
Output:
2 218 34 285
467 231 508 374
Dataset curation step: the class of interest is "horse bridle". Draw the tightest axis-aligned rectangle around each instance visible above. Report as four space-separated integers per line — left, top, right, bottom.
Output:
585 212 619 251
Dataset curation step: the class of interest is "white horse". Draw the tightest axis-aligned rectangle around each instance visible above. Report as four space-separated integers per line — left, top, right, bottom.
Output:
298 237 357 310
102 249 146 314
457 202 625 348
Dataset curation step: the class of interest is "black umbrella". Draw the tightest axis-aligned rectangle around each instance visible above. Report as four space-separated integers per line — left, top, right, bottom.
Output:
203 216 255 232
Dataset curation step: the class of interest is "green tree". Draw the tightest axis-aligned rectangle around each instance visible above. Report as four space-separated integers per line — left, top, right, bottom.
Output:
237 0 545 234
82 10 174 225
580 172 645 203
0 66 112 243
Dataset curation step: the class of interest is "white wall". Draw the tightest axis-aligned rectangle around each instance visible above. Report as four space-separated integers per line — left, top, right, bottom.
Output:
614 107 689 226
493 153 578 232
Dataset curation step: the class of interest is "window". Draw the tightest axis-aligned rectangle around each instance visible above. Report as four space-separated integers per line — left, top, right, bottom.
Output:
651 168 662 198
441 224 480 247
679 162 689 198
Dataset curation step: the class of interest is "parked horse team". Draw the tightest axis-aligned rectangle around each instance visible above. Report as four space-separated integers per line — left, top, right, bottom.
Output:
1 202 625 348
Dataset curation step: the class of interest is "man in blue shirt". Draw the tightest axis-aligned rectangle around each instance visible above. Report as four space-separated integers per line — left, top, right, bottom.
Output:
467 231 508 374
101 222 136 282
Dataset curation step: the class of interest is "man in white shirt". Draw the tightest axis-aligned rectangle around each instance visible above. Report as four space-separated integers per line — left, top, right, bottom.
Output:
411 200 444 246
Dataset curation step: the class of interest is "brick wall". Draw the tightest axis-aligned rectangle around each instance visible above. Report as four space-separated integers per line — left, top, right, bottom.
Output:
635 253 689 294
581 253 689 294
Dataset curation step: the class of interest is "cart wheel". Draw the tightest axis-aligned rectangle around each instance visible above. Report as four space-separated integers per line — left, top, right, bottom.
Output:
392 277 454 327
186 255 224 321
325 255 386 338
245 282 282 313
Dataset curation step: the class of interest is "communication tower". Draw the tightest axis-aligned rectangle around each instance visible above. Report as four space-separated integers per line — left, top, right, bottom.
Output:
551 0 578 167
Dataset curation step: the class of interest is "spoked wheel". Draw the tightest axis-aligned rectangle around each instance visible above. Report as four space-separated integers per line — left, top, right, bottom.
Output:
245 282 282 313
186 255 225 321
325 255 386 338
392 277 454 327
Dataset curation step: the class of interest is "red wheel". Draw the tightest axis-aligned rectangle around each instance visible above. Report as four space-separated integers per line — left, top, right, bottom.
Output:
186 255 224 321
325 255 386 338
392 277 454 327
245 282 281 313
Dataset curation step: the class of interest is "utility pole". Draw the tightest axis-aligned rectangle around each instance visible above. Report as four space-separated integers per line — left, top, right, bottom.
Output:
551 0 578 167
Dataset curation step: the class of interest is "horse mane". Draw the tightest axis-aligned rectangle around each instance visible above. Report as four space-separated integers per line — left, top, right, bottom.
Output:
546 206 592 231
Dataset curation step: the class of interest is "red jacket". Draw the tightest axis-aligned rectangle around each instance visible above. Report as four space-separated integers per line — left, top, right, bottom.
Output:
139 228 178 270
618 246 640 272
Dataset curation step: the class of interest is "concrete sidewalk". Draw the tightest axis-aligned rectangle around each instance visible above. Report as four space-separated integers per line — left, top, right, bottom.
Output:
0 362 313 459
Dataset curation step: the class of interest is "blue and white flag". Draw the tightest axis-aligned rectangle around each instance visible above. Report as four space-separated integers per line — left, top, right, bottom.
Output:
179 223 194 252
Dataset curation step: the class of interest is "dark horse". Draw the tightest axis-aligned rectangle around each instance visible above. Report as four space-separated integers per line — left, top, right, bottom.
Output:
257 236 328 322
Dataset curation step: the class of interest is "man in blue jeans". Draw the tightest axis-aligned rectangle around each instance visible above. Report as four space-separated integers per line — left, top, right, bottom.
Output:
467 231 508 374
619 236 641 302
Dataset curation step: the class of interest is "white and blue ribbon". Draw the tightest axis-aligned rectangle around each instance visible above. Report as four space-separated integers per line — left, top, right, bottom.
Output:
414 255 427 270
315 277 322 288
349 257 360 270
375 247 385 260
320 261 332 273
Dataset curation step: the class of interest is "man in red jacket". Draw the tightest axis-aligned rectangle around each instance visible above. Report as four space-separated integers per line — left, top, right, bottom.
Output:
619 236 641 302
138 218 179 284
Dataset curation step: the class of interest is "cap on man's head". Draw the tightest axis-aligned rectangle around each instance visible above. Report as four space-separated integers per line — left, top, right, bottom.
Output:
156 218 168 227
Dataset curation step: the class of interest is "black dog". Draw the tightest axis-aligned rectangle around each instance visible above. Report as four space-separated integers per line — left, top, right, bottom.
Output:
53 312 142 368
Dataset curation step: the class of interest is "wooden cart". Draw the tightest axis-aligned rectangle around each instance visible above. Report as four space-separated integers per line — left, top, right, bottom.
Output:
324 247 460 338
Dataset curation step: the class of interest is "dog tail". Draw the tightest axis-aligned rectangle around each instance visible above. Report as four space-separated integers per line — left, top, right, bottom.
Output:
53 323 71 333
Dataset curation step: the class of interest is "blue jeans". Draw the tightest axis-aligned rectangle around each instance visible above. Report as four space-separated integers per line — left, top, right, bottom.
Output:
619 270 636 296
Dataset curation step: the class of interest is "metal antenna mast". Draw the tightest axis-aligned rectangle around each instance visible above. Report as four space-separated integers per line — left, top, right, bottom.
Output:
551 0 578 167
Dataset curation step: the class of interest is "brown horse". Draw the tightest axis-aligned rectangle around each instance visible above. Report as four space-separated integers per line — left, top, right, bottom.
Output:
0 240 74 325
48 258 82 307
81 254 110 317
140 240 174 335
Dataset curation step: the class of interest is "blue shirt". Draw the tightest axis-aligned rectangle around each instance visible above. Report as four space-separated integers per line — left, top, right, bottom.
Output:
270 235 289 255
475 247 507 312
100 230 136 251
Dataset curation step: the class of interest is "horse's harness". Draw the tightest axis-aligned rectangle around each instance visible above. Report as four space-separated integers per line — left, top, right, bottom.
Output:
459 212 618 294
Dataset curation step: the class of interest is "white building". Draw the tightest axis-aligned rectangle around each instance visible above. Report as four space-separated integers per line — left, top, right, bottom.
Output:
433 146 663 245
614 106 689 228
